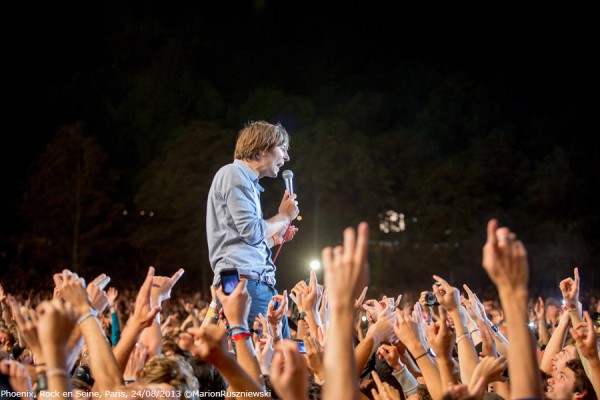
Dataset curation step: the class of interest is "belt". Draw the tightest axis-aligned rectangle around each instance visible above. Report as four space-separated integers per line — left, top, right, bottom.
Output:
239 274 275 286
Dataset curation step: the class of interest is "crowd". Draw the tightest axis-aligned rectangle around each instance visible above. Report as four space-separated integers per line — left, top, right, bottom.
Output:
1 219 599 400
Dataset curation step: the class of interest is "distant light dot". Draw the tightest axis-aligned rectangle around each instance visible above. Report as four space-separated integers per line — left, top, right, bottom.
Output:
140 210 146 216
297 215 302 221
149 211 154 217
122 210 128 216
310 260 321 270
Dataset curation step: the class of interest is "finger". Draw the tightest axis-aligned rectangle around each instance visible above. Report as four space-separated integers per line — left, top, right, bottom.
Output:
356 286 368 304
574 267 580 285
486 219 499 247
167 268 185 290
138 267 155 301
463 284 475 301
432 274 451 288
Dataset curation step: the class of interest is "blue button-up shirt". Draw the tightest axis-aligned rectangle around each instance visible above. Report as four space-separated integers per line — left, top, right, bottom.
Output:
206 159 276 286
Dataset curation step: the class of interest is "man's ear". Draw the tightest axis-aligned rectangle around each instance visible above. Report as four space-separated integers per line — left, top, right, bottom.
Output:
573 390 587 400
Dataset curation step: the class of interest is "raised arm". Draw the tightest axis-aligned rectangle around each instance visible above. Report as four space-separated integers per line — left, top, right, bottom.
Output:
322 222 370 400
481 219 542 399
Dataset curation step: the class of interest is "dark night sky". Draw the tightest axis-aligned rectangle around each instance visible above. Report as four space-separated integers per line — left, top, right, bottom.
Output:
3 1 597 292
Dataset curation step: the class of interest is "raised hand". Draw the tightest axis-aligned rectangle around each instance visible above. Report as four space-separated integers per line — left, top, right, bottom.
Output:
461 284 484 322
270 340 308 400
322 222 370 306
267 291 288 327
559 267 580 311
432 275 460 313
187 325 230 366
0 359 32 395
58 270 92 313
377 343 404 371
304 336 325 383
123 342 148 381
354 286 368 312
426 306 455 362
570 311 600 362
216 279 252 327
482 219 528 293
152 268 185 305
371 370 401 400
87 273 111 314
36 299 79 351
130 267 161 328
107 287 119 308
7 298 42 359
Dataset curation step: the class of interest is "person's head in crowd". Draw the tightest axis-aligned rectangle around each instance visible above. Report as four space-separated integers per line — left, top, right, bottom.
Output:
546 297 563 321
135 354 199 396
551 344 580 372
71 377 92 400
174 330 194 354
185 355 227 396
0 328 14 355
545 359 596 400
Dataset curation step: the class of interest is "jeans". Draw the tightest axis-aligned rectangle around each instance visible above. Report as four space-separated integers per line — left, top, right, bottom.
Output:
245 279 290 339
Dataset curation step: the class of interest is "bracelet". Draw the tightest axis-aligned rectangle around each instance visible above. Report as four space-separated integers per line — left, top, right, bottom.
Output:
414 348 431 361
469 328 480 335
34 363 47 367
46 368 70 378
456 332 469 344
567 307 578 313
229 324 250 331
231 332 252 342
77 307 98 325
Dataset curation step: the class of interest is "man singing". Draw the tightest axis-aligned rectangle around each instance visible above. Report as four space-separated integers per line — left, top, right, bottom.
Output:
206 120 299 338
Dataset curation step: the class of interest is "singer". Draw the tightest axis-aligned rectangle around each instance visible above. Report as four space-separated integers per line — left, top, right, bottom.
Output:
206 120 299 338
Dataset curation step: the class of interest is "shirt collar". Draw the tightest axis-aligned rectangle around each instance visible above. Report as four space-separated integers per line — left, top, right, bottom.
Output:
234 159 264 192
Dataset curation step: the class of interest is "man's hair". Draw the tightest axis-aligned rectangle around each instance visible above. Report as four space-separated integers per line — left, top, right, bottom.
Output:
139 354 199 393
566 359 596 400
234 120 289 161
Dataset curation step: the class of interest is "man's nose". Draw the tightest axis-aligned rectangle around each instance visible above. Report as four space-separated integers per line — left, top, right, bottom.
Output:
283 150 290 161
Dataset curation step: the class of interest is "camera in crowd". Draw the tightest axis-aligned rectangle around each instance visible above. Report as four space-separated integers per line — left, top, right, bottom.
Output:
424 291 439 307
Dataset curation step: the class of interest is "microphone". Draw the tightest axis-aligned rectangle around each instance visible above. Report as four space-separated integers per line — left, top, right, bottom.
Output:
282 169 294 195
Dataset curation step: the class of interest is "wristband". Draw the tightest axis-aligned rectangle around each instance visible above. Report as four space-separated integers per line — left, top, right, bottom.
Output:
392 366 419 398
414 348 432 361
77 307 98 325
469 328 480 336
229 324 250 331
231 332 252 342
456 332 469 344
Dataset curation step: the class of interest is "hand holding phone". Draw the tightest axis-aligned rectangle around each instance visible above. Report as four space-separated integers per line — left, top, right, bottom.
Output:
293 338 306 354
220 268 240 295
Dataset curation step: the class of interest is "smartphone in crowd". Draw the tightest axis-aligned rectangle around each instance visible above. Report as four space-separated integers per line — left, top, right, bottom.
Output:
220 268 240 295
293 338 306 354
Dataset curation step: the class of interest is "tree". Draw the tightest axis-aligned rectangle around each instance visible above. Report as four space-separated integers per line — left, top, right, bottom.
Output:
19 123 122 274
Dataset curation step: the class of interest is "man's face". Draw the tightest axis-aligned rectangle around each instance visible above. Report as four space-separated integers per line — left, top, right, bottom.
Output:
545 363 578 400
551 345 577 371
259 144 290 178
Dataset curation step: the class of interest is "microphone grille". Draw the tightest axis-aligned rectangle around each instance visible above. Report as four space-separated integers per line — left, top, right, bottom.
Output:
282 170 293 179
